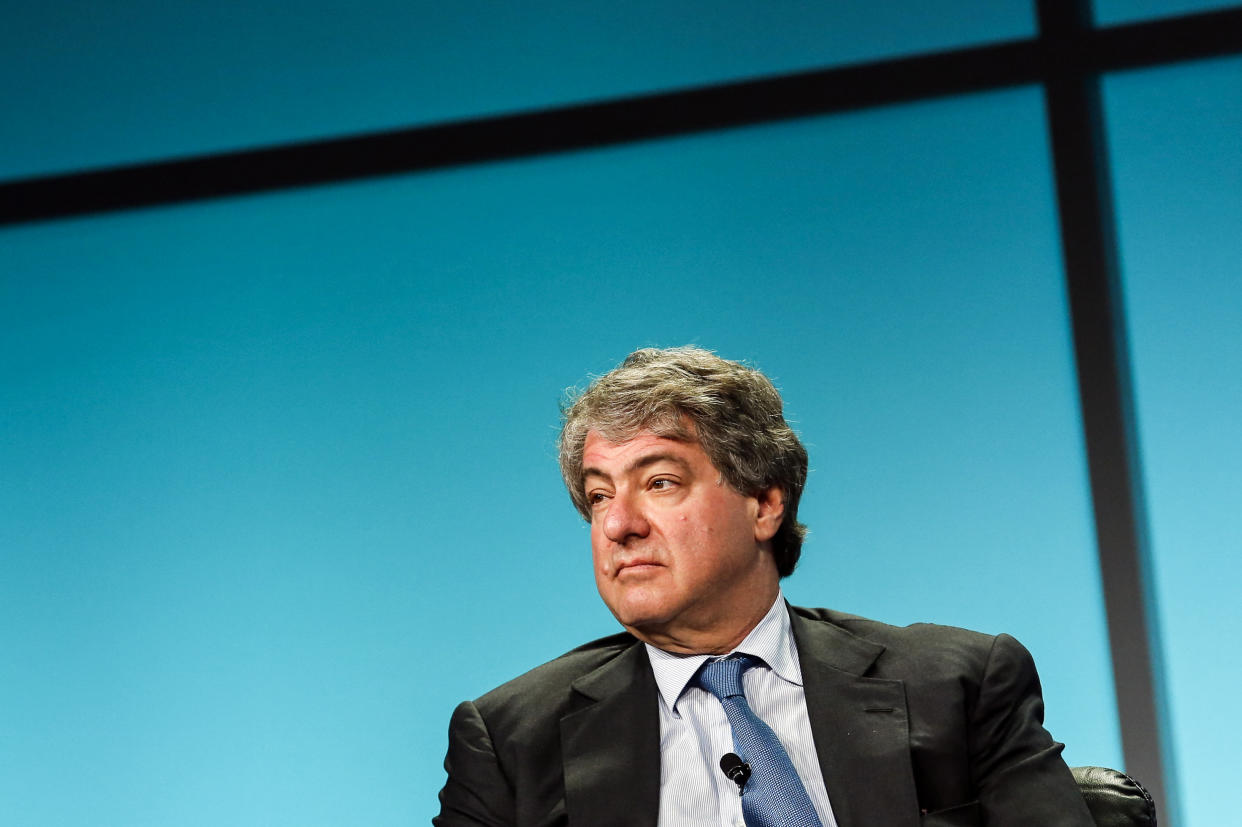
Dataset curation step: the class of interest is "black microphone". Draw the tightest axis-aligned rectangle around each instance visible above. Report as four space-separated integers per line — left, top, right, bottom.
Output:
719 752 751 792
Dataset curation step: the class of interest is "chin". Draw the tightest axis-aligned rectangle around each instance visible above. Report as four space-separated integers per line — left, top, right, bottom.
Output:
605 594 658 624
615 605 679 637
602 580 682 629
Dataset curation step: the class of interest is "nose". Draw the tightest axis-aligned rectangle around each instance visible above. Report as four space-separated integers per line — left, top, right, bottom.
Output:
602 489 650 544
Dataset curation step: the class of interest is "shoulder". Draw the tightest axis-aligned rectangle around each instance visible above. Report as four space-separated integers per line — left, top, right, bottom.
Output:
790 604 1032 681
792 604 999 648
470 631 641 721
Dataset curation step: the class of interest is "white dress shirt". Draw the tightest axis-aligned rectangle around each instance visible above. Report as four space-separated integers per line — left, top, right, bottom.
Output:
645 592 839 827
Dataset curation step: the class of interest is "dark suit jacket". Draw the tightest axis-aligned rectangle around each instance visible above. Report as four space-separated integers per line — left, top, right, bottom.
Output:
434 605 1095 827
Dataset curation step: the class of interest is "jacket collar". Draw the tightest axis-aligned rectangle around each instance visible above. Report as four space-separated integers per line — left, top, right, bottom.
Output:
560 640 660 827
791 606 921 827
555 607 923 827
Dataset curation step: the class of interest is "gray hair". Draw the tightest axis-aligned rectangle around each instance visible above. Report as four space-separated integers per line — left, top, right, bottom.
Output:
558 346 809 577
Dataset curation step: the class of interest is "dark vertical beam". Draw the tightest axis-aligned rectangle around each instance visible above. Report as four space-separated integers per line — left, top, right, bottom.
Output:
1036 2 1179 823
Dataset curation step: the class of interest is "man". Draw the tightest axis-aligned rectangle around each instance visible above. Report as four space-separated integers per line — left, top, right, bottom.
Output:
435 346 1094 827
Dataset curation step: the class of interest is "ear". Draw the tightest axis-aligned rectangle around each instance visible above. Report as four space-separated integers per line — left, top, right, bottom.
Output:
753 485 786 543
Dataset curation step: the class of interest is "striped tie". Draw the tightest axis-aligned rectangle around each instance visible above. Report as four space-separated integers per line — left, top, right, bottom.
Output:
696 655 823 827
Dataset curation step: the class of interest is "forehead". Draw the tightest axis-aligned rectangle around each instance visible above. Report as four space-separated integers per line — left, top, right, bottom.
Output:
581 428 705 475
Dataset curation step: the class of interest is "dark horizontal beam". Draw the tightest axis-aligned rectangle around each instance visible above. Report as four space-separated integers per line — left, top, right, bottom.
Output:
0 39 1041 226
1089 6 1242 71
3 6 1241 226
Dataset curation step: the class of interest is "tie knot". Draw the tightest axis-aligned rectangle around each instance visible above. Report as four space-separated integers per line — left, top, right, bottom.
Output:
696 654 758 700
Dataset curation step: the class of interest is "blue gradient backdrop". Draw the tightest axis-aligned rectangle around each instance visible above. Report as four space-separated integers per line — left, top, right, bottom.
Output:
2 2 1236 825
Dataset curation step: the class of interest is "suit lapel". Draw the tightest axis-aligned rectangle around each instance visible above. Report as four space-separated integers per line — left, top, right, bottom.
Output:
791 608 921 827
560 642 660 827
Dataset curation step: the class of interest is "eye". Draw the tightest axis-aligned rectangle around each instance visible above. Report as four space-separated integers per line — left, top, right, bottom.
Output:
649 477 677 491
586 490 611 506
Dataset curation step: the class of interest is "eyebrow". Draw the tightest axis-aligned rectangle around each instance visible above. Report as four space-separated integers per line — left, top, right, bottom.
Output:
582 452 691 483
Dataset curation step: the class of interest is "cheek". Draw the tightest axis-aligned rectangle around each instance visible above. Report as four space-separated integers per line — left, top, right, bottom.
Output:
590 531 612 575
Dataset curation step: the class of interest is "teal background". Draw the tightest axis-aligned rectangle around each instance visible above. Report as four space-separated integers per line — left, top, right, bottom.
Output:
2 3 1237 825
1104 54 1242 827
1094 0 1242 24
0 0 1033 181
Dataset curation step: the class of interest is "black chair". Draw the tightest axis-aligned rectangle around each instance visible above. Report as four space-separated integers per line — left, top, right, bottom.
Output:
1071 766 1157 827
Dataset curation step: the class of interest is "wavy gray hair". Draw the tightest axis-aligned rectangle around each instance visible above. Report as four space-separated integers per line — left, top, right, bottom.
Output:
558 346 809 577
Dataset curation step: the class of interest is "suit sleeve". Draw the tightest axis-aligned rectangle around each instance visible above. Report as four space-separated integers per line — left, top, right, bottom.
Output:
970 634 1095 826
433 700 516 827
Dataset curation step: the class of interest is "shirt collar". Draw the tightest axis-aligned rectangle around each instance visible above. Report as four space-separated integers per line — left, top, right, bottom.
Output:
644 589 803 714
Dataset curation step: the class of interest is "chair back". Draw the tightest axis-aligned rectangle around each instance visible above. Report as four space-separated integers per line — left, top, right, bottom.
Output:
1071 766 1157 827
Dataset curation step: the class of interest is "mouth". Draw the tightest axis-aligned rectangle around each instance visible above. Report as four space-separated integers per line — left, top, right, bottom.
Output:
616 560 663 576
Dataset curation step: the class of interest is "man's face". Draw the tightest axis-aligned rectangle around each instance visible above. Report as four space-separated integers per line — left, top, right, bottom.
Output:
581 427 783 652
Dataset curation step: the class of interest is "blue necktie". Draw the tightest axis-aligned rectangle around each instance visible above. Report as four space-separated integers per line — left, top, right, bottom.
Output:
696 655 824 827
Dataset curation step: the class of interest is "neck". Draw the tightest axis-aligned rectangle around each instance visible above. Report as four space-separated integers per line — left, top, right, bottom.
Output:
631 584 781 655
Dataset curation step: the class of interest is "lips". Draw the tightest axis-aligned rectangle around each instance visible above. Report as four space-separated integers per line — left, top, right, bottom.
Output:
616 559 663 576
